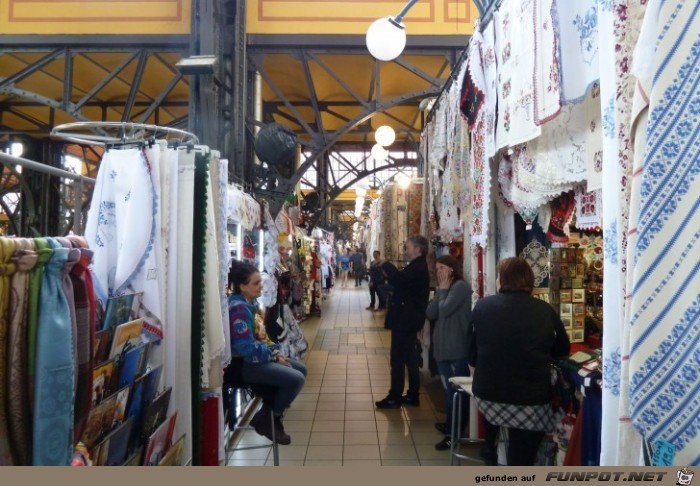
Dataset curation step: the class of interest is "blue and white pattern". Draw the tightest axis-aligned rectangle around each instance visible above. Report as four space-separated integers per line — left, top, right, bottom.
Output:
603 219 619 265
554 0 601 103
602 96 616 139
597 0 613 13
627 0 700 467
603 347 621 396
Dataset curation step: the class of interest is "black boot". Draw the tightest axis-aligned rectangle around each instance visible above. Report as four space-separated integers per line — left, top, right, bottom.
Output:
273 415 291 445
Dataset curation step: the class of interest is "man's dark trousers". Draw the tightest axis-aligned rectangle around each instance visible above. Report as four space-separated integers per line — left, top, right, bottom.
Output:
389 330 420 400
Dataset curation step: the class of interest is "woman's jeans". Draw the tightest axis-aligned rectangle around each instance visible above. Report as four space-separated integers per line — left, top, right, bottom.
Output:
436 358 470 433
242 358 308 415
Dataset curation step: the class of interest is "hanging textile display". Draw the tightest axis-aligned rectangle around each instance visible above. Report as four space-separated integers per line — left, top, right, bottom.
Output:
600 0 648 467
212 158 232 368
0 238 17 465
626 0 700 466
407 180 424 238
85 146 164 338
546 190 576 243
33 238 76 466
6 239 38 466
574 187 602 231
494 0 542 150
533 0 562 124
554 0 600 104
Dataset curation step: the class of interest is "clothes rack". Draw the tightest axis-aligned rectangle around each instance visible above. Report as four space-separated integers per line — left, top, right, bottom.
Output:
50 122 199 147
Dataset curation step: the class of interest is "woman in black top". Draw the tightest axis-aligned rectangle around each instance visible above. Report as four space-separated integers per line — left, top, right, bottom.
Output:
468 257 570 466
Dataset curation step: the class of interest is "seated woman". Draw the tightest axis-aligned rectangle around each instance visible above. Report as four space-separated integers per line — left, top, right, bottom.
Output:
468 257 570 466
228 260 307 445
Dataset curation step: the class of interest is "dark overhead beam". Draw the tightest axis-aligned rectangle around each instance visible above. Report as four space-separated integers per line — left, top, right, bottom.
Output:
0 34 189 49
0 48 64 90
6 108 47 128
121 50 148 123
136 72 183 124
392 57 443 87
248 34 470 49
249 54 317 138
381 109 419 132
307 52 371 109
301 51 325 140
63 49 73 111
72 51 141 113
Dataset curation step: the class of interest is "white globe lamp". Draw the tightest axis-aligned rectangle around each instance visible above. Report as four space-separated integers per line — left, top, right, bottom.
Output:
371 143 389 160
366 17 407 61
374 125 396 147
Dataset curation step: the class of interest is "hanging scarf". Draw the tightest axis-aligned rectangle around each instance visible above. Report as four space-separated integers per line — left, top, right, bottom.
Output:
0 238 17 466
554 0 600 103
7 238 37 465
575 187 602 231
627 0 700 466
26 238 53 421
33 239 75 465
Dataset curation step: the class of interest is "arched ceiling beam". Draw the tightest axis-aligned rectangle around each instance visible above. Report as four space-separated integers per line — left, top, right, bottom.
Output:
307 157 417 229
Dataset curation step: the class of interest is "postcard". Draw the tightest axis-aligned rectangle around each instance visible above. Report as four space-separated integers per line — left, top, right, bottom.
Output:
572 289 585 303
102 417 135 466
560 290 573 303
117 343 148 389
102 292 142 331
109 319 144 360
92 360 115 407
158 434 186 466
112 385 131 427
144 412 178 466
574 303 586 316
94 329 113 364
560 303 573 317
141 387 172 444
82 394 117 449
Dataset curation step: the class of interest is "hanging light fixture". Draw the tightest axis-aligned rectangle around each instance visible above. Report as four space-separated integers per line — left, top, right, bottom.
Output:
366 0 419 61
396 174 411 190
374 125 396 147
371 143 389 160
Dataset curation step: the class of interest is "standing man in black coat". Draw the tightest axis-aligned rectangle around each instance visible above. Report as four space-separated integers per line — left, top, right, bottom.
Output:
375 235 430 409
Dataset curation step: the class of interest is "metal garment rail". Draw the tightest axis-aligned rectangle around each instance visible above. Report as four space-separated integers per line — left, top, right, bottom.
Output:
0 151 96 235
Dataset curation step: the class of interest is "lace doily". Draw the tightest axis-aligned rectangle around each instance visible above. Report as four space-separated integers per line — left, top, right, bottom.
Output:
520 239 550 287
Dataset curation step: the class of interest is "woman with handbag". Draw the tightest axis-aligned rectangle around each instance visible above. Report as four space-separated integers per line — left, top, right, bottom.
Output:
468 257 570 465
425 255 473 450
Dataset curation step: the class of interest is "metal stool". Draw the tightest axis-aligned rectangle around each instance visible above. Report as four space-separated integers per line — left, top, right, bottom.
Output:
448 377 509 466
448 377 482 465
223 359 280 466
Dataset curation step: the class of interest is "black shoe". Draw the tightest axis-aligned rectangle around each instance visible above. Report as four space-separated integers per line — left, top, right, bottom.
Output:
375 396 401 409
480 447 498 466
401 395 420 406
434 422 449 435
435 436 451 451
273 415 292 445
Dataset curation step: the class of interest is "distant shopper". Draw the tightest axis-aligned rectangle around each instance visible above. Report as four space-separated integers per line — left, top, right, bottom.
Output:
425 255 472 451
350 248 365 287
229 260 308 445
367 250 386 311
468 257 570 465
375 235 430 409
338 248 351 288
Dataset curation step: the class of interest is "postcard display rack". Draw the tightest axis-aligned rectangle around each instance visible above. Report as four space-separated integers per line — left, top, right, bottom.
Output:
549 247 587 343
46 122 232 467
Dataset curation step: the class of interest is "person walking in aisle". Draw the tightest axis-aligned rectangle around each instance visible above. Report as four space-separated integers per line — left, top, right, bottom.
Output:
468 257 570 465
228 260 307 445
425 255 472 450
338 248 351 288
366 250 386 311
350 247 365 287
375 235 430 409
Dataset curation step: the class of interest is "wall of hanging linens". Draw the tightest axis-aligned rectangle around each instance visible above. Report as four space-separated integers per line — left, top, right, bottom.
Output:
422 0 698 467
84 142 230 466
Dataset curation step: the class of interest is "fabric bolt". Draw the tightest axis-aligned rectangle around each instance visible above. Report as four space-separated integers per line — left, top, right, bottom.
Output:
33 240 75 465
533 0 562 124
554 0 601 103
27 238 53 417
6 238 37 466
601 0 648 466
627 0 700 466
494 1 542 149
575 187 602 231
0 238 17 466
172 148 195 465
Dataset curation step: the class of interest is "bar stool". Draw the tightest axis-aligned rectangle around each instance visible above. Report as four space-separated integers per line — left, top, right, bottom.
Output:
448 377 509 466
448 376 482 465
223 358 280 466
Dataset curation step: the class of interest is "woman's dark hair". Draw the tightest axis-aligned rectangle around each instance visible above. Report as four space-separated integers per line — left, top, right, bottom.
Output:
228 260 259 294
497 257 535 293
436 255 463 281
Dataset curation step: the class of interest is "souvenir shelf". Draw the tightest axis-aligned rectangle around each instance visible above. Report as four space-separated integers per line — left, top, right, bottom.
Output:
549 247 587 343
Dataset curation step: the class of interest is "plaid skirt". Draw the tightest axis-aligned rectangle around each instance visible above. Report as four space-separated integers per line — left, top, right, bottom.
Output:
475 397 556 432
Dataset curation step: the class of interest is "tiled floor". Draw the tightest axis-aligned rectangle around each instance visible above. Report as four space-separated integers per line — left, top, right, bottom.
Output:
226 284 483 466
